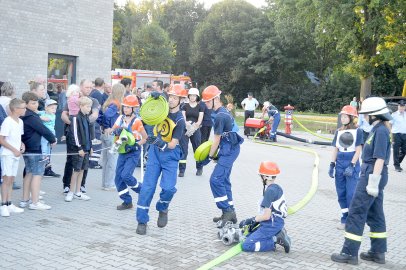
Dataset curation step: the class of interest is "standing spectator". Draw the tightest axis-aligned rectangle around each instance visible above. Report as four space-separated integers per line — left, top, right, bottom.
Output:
331 97 391 265
121 78 132 96
390 100 406 172
0 98 26 217
179 88 204 177
163 83 170 94
38 100 58 168
57 84 67 112
103 83 112 101
89 78 105 169
100 83 125 190
135 88 143 106
61 79 100 194
0 82 21 190
47 82 58 101
30 82 47 111
64 97 93 202
200 101 212 143
20 92 56 210
241 92 259 136
350 97 358 109
152 80 167 99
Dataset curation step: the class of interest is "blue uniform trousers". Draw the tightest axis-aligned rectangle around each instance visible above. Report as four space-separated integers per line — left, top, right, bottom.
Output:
179 129 202 173
342 163 388 256
136 145 181 224
242 216 284 252
270 114 280 139
210 141 240 211
115 150 142 204
334 152 360 224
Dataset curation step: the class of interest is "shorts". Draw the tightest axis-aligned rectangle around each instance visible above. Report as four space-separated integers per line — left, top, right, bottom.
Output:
23 154 46 175
72 153 89 172
1 155 20 177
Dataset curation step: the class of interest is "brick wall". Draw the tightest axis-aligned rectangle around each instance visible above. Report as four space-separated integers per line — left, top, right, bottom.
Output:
0 0 114 95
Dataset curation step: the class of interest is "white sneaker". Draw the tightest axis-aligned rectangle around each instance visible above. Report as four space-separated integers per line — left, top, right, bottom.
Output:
80 186 86 194
63 187 70 194
19 200 32 208
40 190 46 195
74 192 91 201
29 201 51 210
1 205 10 217
65 192 74 202
8 204 24 213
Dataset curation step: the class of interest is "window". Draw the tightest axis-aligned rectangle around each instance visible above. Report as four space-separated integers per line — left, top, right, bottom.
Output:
47 54 76 89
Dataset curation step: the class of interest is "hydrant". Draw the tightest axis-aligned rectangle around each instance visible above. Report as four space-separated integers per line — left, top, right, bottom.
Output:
284 104 295 134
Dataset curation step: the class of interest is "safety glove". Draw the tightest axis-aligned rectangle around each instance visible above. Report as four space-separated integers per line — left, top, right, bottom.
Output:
147 134 167 151
239 217 256 228
125 144 139 153
150 91 160 100
366 174 381 197
343 163 355 177
328 162 335 178
199 156 212 166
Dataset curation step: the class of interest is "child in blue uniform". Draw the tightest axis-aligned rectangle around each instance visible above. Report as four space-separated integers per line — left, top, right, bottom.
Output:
239 161 291 253
136 85 187 235
332 97 392 265
262 101 280 142
200 85 243 227
329 105 362 229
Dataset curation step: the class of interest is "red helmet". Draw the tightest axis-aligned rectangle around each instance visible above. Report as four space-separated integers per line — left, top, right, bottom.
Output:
168 84 188 98
340 105 358 117
201 85 221 102
122 95 139 107
258 161 280 176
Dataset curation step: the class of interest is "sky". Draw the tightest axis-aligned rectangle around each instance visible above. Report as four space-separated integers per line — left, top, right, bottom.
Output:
115 0 268 9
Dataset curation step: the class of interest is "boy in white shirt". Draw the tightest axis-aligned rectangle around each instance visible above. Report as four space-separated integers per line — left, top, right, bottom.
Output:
0 98 26 217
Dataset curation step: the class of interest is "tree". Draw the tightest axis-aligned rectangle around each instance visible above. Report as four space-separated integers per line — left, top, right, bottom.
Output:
312 0 406 98
159 0 207 74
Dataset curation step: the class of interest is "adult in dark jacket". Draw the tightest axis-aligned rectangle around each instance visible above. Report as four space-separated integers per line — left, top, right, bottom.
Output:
20 92 56 210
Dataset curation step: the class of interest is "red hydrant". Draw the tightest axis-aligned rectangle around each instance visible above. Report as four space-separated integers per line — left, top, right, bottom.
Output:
284 104 295 134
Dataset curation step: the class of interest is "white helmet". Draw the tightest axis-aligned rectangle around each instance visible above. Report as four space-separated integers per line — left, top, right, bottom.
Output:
263 101 270 108
188 88 200 97
359 97 392 120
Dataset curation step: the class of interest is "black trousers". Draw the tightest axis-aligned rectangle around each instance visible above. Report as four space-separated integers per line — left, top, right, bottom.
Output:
393 133 406 167
244 110 255 135
200 126 212 143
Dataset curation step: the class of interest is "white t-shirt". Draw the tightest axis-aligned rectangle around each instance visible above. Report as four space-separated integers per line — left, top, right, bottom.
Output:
0 116 24 156
241 97 259 111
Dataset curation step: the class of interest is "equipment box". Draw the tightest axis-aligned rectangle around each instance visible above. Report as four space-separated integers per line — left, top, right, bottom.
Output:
245 118 265 129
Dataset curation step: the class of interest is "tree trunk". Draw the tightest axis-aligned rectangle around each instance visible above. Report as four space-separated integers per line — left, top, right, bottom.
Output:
360 75 372 100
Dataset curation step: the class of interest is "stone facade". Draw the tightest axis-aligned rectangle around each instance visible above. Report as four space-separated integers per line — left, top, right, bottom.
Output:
0 0 114 95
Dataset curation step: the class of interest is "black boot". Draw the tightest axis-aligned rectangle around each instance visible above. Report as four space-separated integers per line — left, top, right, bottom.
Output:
116 202 133 210
136 223 147 235
178 172 184 177
196 168 203 176
275 228 291 253
157 210 168 228
331 252 358 265
218 210 237 227
213 214 223 223
360 251 385 264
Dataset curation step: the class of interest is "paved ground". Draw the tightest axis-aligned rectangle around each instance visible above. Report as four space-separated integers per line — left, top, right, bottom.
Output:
1 130 406 270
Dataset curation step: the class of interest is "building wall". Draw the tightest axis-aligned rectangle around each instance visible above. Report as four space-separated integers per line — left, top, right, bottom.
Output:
0 0 114 95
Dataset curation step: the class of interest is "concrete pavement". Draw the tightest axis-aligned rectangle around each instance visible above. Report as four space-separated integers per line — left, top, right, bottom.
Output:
1 130 405 269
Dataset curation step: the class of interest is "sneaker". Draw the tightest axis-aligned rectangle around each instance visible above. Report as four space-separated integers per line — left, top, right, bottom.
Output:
136 223 147 235
8 204 24 213
275 228 291 253
39 190 46 195
74 192 91 201
102 186 116 191
331 252 358 265
117 202 133 210
1 205 10 217
12 182 21 190
65 192 74 202
43 168 61 178
178 172 184 177
29 201 51 210
196 168 203 176
90 164 103 169
157 210 168 228
80 186 86 194
19 200 31 208
395 166 403 172
63 187 70 194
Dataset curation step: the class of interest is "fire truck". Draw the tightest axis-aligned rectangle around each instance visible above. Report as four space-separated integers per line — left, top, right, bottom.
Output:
111 69 192 89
